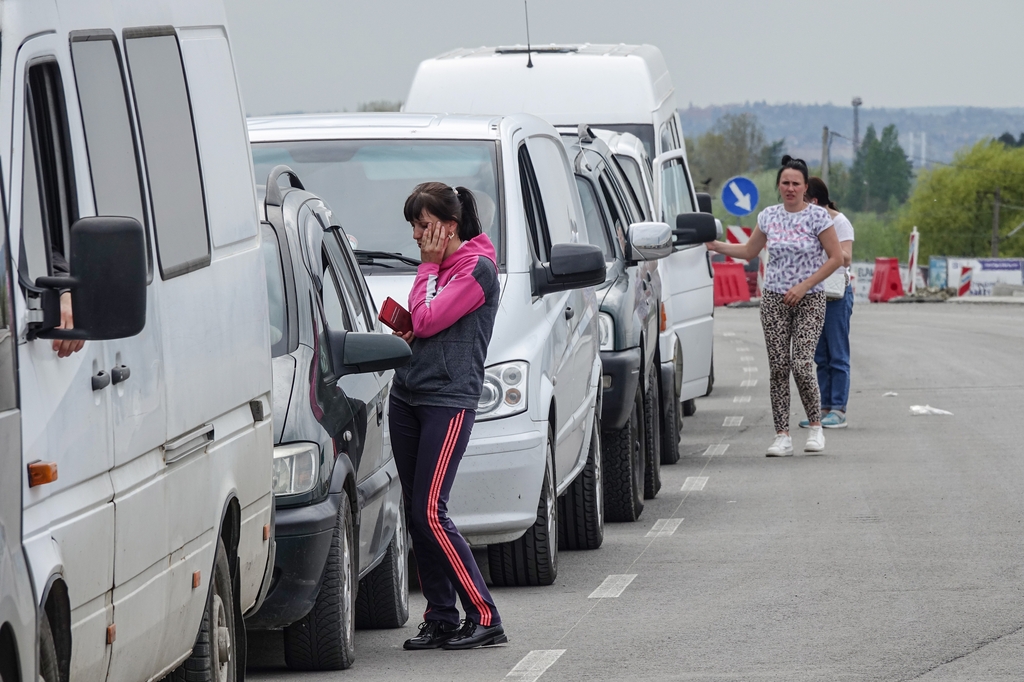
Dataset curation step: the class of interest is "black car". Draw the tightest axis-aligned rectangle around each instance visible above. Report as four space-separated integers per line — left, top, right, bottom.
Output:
244 167 411 670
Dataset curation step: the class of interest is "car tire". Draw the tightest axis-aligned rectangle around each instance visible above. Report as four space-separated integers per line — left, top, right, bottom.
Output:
643 367 662 499
488 427 558 586
355 499 410 629
661 371 682 465
38 609 60 682
284 492 355 670
682 398 697 417
602 386 645 522
170 538 237 682
558 414 604 551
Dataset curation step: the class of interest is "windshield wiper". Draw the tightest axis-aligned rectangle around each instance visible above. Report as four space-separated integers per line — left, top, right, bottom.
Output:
354 250 421 267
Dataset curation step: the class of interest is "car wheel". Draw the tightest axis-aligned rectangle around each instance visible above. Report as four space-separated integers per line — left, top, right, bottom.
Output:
170 538 237 682
38 609 60 682
643 367 662 499
682 398 697 417
558 413 604 550
355 498 410 629
488 426 558 586
661 372 682 465
602 386 645 522
284 491 355 670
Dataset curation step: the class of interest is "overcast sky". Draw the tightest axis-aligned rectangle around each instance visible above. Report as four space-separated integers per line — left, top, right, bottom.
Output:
223 0 1024 116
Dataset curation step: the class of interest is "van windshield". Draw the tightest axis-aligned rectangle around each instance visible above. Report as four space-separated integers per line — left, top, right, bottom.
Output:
592 124 655 161
252 140 502 272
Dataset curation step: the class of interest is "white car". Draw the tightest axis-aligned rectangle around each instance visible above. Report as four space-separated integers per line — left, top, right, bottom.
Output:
5 2 275 680
404 43 716 430
249 112 607 586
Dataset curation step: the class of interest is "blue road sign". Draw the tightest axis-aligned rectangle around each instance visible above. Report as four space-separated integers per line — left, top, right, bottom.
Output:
721 176 759 217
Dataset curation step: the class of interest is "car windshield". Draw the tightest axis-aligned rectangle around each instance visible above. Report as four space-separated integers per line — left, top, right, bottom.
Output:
252 139 502 273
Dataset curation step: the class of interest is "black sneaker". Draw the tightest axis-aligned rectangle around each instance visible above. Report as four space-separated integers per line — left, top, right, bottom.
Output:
403 620 460 650
441 620 508 650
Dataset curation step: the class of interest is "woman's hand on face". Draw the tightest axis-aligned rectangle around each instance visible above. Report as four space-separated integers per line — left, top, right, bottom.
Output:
783 282 809 307
418 221 450 265
393 329 414 344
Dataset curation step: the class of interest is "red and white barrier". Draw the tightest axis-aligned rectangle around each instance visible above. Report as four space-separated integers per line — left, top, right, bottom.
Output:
724 225 752 263
958 267 972 297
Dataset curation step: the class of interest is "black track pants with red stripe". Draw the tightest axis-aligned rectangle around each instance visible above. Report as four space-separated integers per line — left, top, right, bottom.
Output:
389 395 501 627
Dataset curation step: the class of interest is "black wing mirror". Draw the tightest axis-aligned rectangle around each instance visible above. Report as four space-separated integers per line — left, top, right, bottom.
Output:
531 243 606 296
327 330 411 376
674 213 718 247
695 192 713 215
33 216 147 340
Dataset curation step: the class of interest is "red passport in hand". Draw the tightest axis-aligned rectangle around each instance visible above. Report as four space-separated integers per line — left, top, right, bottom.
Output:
378 297 413 335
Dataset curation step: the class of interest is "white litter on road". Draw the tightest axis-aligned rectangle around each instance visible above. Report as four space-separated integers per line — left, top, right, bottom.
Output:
588 574 637 598
883 391 899 397
646 518 684 537
506 650 566 682
910 405 953 416
682 476 708 491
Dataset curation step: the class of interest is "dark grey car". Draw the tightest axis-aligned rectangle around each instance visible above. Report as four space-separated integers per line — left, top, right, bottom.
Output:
244 167 412 670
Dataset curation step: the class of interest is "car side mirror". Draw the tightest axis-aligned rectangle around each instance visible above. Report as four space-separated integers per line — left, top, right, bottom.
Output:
626 222 673 261
696 192 713 215
531 243 606 296
327 330 411 376
33 216 147 340
673 213 718 247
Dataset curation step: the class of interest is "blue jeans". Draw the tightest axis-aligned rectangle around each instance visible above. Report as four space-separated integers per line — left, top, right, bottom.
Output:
814 285 853 412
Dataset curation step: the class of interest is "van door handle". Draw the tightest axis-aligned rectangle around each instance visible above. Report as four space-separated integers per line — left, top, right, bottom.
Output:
92 371 111 391
565 307 574 320
112 365 131 385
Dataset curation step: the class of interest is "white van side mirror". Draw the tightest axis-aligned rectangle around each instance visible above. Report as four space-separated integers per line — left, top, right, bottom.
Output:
626 222 672 262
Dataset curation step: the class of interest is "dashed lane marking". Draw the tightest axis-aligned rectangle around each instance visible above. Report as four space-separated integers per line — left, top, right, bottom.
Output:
736 347 750 352
740 356 755 362
646 518 684 537
588 574 638 598
741 379 758 387
743 367 759 373
682 476 708 491
723 332 736 337
703 444 730 456
506 650 566 682
723 416 743 426
733 396 751 403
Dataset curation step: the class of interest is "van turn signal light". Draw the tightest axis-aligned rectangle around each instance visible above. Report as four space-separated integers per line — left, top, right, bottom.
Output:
192 571 201 589
660 303 667 332
107 624 116 645
27 461 58 487
263 524 270 541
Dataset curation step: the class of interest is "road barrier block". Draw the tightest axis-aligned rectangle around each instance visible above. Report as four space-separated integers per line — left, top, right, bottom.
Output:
869 257 905 302
712 261 751 306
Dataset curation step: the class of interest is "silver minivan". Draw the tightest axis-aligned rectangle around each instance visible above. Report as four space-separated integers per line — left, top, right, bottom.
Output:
250 112 607 586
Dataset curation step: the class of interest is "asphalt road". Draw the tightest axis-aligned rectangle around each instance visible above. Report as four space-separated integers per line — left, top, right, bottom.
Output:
248 303 1024 681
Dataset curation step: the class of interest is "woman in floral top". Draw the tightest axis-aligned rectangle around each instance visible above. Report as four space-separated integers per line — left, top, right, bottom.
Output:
706 156 843 457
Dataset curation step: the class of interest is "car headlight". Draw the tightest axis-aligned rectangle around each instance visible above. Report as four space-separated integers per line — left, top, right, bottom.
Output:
598 313 614 351
477 360 528 421
272 442 320 496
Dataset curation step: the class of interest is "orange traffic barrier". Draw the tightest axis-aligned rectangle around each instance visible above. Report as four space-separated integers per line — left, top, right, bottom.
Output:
869 257 905 302
712 261 751 306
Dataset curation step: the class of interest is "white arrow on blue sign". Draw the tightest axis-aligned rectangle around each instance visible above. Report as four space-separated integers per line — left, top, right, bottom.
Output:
720 176 759 217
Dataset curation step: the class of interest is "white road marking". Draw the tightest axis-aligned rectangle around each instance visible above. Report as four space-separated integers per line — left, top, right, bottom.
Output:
743 367 759 373
506 650 566 682
736 347 750 352
682 476 709 491
723 332 736 337
588 574 638 598
703 443 730 456
740 356 755 362
646 518 684 537
733 396 751 403
723 416 744 426
741 379 758 387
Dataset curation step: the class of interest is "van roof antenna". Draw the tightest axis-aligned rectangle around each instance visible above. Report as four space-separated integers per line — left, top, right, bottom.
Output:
524 1 534 68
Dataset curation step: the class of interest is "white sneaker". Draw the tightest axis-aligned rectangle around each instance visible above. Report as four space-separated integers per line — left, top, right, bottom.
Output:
804 426 825 453
766 434 793 457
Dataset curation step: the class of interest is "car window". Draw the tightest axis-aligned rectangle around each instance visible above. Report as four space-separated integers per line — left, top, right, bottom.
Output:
71 35 150 276
575 176 614 261
660 157 696 222
321 251 352 333
251 139 502 272
125 31 210 279
525 136 576 246
660 121 676 154
597 172 627 254
614 155 651 222
328 237 371 332
261 223 288 357
517 144 549 262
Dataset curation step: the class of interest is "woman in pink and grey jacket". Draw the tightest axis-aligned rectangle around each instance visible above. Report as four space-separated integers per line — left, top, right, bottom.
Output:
389 182 505 651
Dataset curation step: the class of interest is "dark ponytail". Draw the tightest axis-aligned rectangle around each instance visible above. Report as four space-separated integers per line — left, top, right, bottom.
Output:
776 154 809 186
806 176 837 210
403 182 482 241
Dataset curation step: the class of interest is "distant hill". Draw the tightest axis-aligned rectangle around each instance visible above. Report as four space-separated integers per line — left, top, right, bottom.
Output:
678 103 1024 168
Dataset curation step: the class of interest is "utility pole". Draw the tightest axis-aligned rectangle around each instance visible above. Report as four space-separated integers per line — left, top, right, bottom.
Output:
992 187 1001 257
852 97 863 152
820 126 830 187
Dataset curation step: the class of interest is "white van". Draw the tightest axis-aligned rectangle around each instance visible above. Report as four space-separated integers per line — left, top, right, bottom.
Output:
4 1 275 680
249 112 607 585
405 43 716 429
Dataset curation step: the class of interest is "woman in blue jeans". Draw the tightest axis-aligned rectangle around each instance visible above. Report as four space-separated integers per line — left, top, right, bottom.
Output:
803 177 854 429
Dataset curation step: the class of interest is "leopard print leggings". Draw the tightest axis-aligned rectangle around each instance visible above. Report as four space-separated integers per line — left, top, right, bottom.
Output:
760 290 827 433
